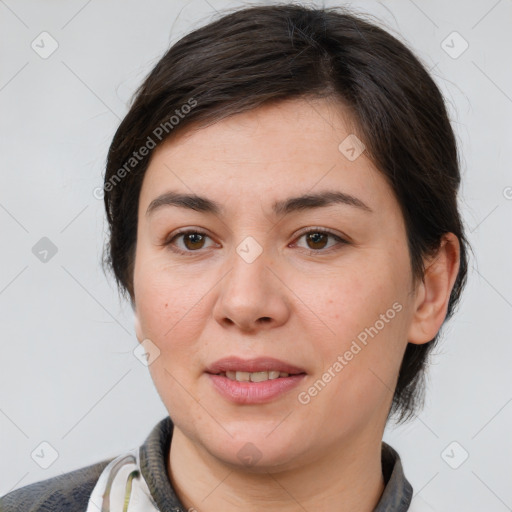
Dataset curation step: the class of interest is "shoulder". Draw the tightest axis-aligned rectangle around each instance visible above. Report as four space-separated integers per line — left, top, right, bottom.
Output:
0 457 114 512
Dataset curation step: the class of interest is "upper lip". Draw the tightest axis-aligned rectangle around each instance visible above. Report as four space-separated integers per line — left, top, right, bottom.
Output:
205 356 307 375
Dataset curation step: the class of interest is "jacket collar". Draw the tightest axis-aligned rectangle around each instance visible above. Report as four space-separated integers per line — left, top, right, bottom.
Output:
139 416 413 511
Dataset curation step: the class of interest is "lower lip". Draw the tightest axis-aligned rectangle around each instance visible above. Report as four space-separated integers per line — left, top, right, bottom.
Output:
207 373 306 404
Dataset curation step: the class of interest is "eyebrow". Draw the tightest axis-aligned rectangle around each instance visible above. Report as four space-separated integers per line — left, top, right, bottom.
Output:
145 190 373 218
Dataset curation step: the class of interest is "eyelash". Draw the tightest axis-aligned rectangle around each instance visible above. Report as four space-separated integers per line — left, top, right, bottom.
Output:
163 227 349 256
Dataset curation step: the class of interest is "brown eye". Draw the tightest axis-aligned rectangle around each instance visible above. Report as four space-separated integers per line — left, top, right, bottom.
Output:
165 230 215 255
182 232 206 250
294 229 348 253
305 232 329 250
164 228 347 256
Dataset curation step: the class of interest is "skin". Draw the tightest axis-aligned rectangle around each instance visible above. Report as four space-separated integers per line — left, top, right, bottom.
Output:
132 97 460 512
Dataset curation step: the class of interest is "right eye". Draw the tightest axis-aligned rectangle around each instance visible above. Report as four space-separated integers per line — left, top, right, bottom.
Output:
164 229 216 255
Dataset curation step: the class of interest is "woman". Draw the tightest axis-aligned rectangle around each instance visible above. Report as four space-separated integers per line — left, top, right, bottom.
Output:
0 3 468 511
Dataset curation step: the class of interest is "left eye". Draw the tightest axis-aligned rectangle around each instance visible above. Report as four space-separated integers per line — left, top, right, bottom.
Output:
293 229 347 252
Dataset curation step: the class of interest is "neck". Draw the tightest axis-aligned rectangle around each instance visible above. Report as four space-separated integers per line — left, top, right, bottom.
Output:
168 427 386 512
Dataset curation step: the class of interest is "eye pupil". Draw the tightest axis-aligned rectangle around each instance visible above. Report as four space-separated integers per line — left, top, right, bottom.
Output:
184 233 205 250
307 232 328 250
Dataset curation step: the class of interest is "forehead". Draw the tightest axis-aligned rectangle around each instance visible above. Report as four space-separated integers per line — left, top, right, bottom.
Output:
138 98 392 217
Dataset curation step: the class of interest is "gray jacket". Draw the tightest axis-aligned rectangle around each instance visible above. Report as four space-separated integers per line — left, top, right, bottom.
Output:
0 416 413 511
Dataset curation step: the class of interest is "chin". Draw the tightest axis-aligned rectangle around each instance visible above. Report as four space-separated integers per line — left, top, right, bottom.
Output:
212 444 301 474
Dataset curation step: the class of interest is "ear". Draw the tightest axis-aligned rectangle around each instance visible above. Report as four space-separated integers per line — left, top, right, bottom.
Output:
407 233 461 345
134 307 144 343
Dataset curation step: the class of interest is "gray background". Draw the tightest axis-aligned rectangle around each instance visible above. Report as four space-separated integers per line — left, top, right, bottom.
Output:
1 0 511 510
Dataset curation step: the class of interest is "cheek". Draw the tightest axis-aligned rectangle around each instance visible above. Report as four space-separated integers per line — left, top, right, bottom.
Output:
135 274 206 410
134 260 215 374
299 259 409 404
135 252 198 336
306 261 402 339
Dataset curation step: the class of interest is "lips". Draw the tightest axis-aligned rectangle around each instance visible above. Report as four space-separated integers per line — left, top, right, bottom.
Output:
205 356 306 376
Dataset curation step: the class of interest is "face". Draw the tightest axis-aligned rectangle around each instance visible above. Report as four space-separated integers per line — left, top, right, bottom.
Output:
133 97 420 471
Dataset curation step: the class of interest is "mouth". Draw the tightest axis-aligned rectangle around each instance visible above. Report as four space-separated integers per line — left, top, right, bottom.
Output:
205 356 307 403
214 370 305 382
205 356 307 379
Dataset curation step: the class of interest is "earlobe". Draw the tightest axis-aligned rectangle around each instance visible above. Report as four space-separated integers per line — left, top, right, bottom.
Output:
134 311 143 343
407 233 460 345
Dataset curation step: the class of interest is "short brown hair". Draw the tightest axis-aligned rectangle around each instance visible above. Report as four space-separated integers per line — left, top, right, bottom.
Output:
102 3 470 424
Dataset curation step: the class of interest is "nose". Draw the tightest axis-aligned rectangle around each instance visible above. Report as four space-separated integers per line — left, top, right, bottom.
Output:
212 244 291 333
